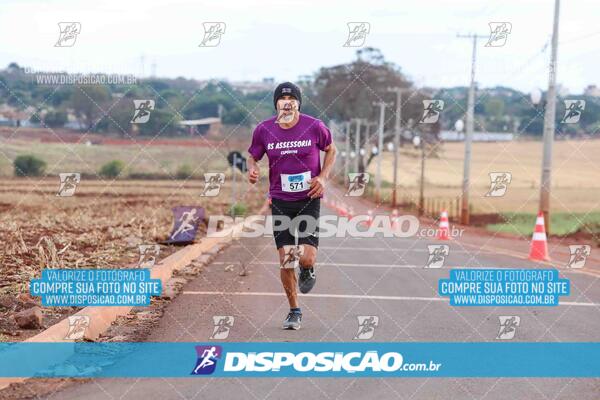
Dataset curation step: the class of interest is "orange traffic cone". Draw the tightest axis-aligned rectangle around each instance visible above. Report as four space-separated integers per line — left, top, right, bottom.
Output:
436 210 450 240
364 210 374 227
529 211 550 261
339 202 347 217
347 207 354 220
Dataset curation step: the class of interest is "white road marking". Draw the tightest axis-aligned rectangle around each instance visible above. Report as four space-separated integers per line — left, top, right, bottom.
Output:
230 245 489 254
183 290 446 302
211 260 596 276
182 291 600 307
211 261 451 269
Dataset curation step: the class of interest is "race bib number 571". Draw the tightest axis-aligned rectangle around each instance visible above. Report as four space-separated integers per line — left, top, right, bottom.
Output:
281 171 311 192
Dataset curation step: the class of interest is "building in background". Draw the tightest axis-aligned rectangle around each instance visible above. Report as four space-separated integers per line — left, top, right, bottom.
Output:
179 117 222 137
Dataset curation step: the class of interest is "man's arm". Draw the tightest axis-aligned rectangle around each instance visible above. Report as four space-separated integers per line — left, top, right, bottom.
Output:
308 143 337 198
247 155 260 184
319 143 337 179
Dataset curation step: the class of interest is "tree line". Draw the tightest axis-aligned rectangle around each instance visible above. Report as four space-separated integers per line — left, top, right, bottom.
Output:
1 49 598 137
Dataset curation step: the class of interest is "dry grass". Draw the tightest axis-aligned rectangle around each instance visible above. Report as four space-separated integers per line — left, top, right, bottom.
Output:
0 139 235 176
0 177 266 295
366 139 600 213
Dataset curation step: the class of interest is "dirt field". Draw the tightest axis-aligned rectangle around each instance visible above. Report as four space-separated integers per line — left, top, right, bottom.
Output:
365 139 600 214
0 177 266 341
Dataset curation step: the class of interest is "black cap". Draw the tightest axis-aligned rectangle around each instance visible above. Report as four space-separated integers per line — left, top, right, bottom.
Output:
273 82 302 111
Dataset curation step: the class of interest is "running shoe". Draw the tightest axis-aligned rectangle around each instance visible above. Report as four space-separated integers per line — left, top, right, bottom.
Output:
298 267 316 294
283 311 302 330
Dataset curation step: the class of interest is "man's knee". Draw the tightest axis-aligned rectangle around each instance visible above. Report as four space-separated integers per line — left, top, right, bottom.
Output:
299 251 316 267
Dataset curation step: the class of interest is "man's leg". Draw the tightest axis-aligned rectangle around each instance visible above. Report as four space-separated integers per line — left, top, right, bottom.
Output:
297 243 317 293
271 198 307 330
278 247 298 308
299 244 317 270
278 244 316 303
297 198 319 294
279 246 303 330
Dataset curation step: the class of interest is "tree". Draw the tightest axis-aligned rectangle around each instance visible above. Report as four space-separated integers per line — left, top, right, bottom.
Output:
29 114 41 124
71 85 110 130
313 48 422 125
138 109 180 136
222 106 249 125
44 110 68 128
106 98 133 136
313 48 433 170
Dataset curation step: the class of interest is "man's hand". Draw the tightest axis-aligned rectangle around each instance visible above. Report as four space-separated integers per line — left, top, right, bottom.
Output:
307 175 326 198
248 166 259 184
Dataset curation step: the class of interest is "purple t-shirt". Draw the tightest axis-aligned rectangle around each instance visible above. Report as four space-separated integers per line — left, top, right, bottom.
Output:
248 113 332 201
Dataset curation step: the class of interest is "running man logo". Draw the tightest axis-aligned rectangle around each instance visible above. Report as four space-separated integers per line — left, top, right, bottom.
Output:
276 99 299 124
138 244 160 268
199 22 226 47
345 173 370 197
201 173 225 197
419 100 444 124
496 316 520 340
55 22 81 47
191 345 222 375
343 22 370 47
131 100 155 124
485 22 512 47
561 100 586 124
210 316 234 340
567 245 591 269
426 244 449 269
56 173 81 197
281 245 304 269
167 206 204 244
485 172 512 197
354 315 379 340
64 315 90 340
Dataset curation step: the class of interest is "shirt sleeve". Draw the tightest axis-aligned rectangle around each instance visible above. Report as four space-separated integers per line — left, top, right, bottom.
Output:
316 120 332 151
248 124 266 160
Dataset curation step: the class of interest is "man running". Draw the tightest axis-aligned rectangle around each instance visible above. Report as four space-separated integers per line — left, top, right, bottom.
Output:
247 82 337 330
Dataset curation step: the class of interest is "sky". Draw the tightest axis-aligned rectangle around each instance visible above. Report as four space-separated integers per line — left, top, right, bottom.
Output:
1 0 599 94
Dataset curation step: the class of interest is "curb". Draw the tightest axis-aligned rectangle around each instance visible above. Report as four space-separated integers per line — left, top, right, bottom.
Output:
0 200 269 391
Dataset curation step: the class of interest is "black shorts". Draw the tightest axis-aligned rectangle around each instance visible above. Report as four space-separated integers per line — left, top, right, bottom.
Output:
271 197 320 249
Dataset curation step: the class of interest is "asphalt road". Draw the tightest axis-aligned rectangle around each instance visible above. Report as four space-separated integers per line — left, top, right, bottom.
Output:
46 195 600 400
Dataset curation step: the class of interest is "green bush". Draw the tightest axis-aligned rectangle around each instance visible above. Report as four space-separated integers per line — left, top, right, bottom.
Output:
99 160 125 178
13 155 46 177
175 163 194 180
230 203 247 216
127 172 172 180
44 110 68 128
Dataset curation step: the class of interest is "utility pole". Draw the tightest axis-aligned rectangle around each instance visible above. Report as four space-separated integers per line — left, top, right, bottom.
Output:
418 136 426 216
344 121 351 185
352 118 362 172
373 101 390 203
364 121 376 149
539 0 560 234
457 33 486 225
388 87 411 207
231 153 237 217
